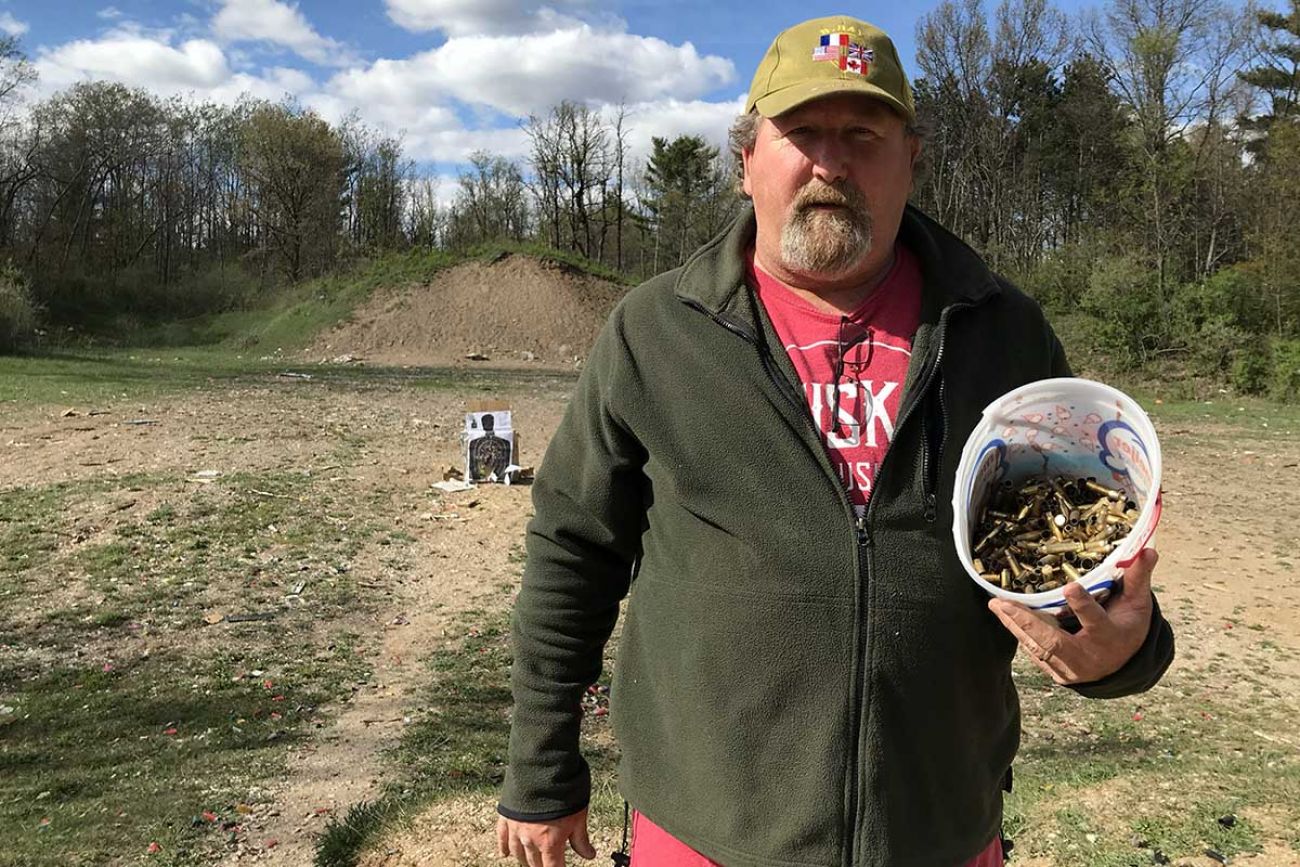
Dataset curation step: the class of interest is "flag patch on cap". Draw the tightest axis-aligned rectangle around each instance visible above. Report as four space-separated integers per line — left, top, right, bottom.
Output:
811 34 874 76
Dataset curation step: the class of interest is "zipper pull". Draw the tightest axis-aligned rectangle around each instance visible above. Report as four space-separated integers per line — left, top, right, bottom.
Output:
924 492 938 523
855 513 872 547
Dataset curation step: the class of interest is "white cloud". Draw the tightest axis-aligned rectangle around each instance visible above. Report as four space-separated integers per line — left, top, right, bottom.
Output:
613 95 747 163
208 66 316 104
326 24 734 120
213 0 356 67
308 86 532 163
31 27 317 107
97 6 124 20
385 0 591 36
35 31 230 94
22 10 740 174
0 12 29 36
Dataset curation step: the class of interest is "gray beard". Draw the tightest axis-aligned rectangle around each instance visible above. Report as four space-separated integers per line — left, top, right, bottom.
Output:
779 199 873 277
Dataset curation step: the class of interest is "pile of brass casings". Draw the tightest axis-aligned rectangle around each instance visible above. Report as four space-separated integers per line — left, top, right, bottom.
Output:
972 476 1138 594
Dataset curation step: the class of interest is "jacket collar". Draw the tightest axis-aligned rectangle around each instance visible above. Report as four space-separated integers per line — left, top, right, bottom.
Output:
673 202 1002 323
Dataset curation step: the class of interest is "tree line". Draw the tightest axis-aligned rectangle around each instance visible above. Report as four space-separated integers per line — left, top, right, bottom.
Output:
0 0 1298 399
0 33 735 347
910 0 1300 399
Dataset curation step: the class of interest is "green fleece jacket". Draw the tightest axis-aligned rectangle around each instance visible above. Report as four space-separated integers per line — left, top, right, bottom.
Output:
498 205 1175 867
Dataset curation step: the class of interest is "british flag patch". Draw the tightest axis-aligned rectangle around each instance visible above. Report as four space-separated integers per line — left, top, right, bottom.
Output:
812 33 874 76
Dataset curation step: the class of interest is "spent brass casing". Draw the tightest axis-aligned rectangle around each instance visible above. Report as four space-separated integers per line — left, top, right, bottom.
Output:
975 525 1002 554
1082 498 1110 519
1085 479 1123 501
1041 540 1084 555
1061 562 1081 582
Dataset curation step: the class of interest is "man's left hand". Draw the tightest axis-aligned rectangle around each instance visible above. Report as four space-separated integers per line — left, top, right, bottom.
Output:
988 549 1158 685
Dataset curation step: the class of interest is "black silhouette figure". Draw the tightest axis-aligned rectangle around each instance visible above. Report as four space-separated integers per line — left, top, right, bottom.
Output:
469 413 512 481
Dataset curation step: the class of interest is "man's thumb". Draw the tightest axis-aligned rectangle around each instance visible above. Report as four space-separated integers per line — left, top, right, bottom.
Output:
570 819 597 860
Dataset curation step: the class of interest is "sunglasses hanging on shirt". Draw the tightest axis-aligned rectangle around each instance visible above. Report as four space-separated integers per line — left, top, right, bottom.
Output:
831 317 874 437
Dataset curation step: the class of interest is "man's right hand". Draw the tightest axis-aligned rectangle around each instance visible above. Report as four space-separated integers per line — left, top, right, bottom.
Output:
497 808 597 867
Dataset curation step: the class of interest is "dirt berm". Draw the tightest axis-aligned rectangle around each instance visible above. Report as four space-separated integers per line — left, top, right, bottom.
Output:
310 254 627 368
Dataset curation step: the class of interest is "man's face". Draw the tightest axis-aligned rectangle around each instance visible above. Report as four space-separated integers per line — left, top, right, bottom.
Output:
742 94 920 283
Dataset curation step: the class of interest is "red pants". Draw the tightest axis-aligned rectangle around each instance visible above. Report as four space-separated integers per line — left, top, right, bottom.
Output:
629 811 1004 866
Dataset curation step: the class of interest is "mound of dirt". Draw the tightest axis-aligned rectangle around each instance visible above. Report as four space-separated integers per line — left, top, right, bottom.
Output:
310 254 627 368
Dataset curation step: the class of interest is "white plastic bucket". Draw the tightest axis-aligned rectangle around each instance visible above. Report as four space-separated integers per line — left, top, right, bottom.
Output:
952 378 1163 611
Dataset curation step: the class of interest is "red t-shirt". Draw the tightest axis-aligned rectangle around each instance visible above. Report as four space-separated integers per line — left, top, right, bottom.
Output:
626 247 1003 866
752 245 922 515
630 810 1004 866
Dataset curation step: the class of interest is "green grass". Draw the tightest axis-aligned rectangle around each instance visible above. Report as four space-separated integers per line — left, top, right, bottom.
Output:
0 349 578 407
0 642 365 866
0 471 386 865
1141 390 1300 432
1 238 612 408
310 615 1300 867
1 472 376 645
1004 659 1300 865
314 610 622 867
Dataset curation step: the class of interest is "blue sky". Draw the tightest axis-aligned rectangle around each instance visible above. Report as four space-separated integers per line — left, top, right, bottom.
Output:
0 0 1167 190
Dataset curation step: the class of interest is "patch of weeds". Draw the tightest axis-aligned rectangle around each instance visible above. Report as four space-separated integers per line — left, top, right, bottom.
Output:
1128 804 1261 862
0 469 393 865
314 613 621 866
5 472 383 654
0 485 69 591
1008 659 1300 865
89 609 131 629
315 800 406 867
0 638 366 867
146 501 176 522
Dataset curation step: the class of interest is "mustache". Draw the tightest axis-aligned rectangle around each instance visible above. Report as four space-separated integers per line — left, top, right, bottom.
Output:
792 181 867 213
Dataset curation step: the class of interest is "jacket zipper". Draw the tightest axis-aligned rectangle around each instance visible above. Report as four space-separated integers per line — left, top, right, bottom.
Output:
685 300 874 866
921 375 948 523
843 301 968 867
685 295 971 867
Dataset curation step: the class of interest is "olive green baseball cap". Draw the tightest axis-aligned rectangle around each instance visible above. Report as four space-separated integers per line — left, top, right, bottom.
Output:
745 15 915 122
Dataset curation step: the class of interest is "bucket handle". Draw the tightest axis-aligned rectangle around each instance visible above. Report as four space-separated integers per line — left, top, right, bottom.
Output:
1115 490 1162 569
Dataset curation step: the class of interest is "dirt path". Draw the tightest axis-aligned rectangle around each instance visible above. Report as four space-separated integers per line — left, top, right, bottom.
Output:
221 482 540 866
2 372 570 864
7 378 1299 866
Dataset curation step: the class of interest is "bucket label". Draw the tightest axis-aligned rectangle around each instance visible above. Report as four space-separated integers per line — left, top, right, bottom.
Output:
1097 420 1153 490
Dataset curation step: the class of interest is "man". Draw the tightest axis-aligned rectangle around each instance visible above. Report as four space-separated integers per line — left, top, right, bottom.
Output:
497 15 1174 867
